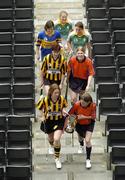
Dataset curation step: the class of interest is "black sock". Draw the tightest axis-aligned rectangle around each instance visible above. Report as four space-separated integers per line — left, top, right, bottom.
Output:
79 140 84 146
86 146 92 160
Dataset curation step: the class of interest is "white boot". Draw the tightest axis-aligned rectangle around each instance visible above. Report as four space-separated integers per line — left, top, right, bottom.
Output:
55 158 62 169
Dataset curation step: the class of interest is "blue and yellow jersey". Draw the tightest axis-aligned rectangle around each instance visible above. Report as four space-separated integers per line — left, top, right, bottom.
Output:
37 95 68 120
36 30 62 59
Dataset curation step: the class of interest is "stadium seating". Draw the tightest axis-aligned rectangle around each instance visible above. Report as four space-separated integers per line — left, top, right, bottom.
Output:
98 97 122 121
0 55 12 67
94 55 114 68
6 166 32 180
0 167 4 180
96 83 120 105
105 114 125 135
116 55 125 71
0 116 6 131
91 31 110 43
108 147 125 170
0 1 34 178
7 148 31 165
107 0 124 8
107 129 125 152
7 116 31 131
113 165 125 180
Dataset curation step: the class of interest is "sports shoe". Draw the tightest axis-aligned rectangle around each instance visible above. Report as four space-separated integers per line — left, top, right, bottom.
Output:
78 146 84 154
86 159 92 169
48 146 54 154
55 158 62 169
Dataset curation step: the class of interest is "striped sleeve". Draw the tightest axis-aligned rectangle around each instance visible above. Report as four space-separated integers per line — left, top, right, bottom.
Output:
36 97 45 110
61 57 67 75
55 31 62 43
41 56 47 73
62 96 68 108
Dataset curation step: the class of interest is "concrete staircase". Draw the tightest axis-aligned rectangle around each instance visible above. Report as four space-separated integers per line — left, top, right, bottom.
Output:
33 0 112 179
32 120 112 180
34 0 85 39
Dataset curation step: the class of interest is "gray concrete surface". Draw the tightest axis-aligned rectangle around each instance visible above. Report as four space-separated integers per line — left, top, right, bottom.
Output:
33 0 112 179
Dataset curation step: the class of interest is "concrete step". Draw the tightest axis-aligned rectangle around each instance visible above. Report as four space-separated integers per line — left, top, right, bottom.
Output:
34 0 85 33
35 2 82 9
35 9 83 16
33 154 112 180
33 171 112 180
34 13 83 21
35 0 82 3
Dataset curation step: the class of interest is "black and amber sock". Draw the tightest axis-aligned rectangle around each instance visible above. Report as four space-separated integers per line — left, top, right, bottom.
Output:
49 141 54 147
54 144 61 159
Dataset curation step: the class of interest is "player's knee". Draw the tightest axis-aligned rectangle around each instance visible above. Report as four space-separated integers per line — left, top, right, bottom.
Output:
85 139 91 147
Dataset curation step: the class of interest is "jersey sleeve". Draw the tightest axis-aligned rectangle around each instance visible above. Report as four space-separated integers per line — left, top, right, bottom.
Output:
41 56 47 73
87 59 95 76
61 59 67 75
67 58 72 73
63 97 68 108
36 32 42 47
68 103 78 115
36 97 45 110
91 103 96 119
67 33 72 43
56 31 62 43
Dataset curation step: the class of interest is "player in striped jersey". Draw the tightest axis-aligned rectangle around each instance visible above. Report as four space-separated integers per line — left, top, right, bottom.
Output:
36 20 62 61
40 44 67 95
37 84 68 169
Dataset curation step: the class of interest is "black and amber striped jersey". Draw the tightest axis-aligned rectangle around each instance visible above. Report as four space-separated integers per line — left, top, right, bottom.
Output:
37 95 68 121
41 54 67 81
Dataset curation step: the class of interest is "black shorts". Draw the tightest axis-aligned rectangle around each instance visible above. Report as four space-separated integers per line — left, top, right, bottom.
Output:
75 121 95 138
40 118 65 134
44 78 61 86
69 73 87 93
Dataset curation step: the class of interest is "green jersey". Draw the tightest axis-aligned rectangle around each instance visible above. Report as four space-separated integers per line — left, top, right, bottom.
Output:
67 32 89 53
55 20 73 40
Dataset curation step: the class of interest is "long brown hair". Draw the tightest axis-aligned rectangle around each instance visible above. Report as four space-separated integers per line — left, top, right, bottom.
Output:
48 84 61 99
75 21 84 29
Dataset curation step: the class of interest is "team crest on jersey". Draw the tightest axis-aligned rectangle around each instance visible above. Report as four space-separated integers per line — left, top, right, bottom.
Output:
67 26 70 29
44 37 48 41
47 106 51 111
48 63 52 68
74 38 78 42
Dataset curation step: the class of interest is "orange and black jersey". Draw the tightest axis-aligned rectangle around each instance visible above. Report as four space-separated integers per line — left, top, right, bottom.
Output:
69 101 96 125
67 56 95 80
41 54 67 81
37 95 68 121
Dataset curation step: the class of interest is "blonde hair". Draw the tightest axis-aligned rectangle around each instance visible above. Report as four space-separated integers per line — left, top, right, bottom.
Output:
76 46 86 53
59 10 68 18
